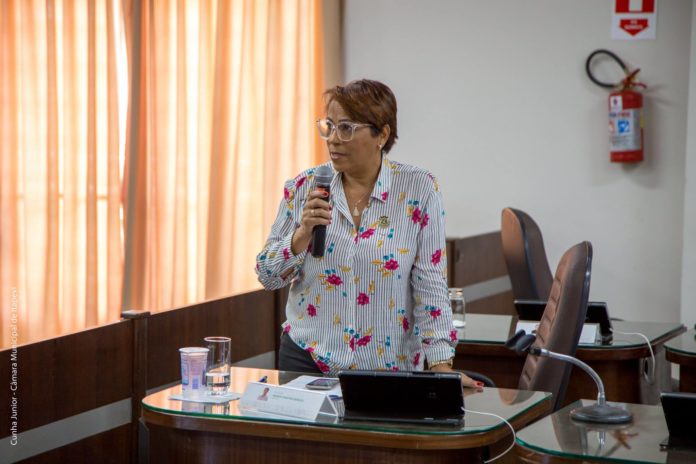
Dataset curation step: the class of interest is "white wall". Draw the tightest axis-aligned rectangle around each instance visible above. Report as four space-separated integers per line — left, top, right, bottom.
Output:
684 3 696 325
343 0 693 323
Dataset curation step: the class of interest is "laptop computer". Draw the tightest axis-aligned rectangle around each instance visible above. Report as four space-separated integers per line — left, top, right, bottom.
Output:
660 392 696 451
514 299 613 343
338 370 465 426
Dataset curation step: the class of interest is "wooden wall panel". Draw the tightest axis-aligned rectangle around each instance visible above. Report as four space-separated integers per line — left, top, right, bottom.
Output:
147 290 277 389
466 291 516 315
446 238 455 286
448 232 508 287
448 232 515 315
0 321 133 436
17 424 131 464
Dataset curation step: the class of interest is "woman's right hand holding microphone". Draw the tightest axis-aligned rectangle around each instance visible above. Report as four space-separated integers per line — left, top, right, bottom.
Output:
291 190 332 255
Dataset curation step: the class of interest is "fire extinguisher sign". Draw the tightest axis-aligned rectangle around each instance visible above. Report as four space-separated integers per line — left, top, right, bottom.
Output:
611 0 657 40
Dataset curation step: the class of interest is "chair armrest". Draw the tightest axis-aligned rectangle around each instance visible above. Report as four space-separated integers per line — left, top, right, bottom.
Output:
461 370 496 388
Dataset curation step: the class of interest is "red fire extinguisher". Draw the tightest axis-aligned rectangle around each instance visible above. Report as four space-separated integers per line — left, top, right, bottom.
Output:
586 50 647 163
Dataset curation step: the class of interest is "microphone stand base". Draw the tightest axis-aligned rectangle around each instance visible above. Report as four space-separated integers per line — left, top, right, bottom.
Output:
570 403 633 424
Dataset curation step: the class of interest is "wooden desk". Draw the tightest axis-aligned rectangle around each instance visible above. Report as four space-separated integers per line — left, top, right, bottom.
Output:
665 329 696 393
141 367 552 463
454 315 685 405
515 400 696 463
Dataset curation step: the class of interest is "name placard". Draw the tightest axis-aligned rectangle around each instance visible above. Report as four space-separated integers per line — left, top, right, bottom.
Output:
239 382 337 421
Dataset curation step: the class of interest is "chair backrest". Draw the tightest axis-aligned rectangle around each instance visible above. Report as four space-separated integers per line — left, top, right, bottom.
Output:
501 207 553 300
517 241 592 411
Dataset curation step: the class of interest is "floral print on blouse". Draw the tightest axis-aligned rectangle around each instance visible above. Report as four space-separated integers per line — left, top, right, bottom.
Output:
255 157 456 375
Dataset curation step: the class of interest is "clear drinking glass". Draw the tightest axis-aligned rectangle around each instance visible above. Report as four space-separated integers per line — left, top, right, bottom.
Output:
448 288 466 328
204 336 231 395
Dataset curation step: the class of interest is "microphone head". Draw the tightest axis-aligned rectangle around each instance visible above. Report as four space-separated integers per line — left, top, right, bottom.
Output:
314 165 334 185
505 330 527 350
515 334 538 353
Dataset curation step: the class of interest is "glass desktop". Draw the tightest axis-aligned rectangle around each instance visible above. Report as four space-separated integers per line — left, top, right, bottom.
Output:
142 366 551 436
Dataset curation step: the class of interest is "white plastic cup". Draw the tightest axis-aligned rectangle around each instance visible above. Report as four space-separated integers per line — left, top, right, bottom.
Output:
179 347 209 399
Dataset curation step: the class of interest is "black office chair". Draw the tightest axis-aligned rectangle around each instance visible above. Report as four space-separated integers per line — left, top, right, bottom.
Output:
462 370 496 388
501 207 553 301
517 241 593 411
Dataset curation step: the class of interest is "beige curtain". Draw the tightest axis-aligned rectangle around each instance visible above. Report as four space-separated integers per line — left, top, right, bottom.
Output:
123 0 327 312
0 0 127 347
0 0 329 347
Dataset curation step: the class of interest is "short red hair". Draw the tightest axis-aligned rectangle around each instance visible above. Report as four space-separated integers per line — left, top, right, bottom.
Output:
323 79 398 153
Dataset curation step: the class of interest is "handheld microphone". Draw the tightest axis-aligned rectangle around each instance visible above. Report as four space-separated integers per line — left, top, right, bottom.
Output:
310 165 333 257
506 330 633 424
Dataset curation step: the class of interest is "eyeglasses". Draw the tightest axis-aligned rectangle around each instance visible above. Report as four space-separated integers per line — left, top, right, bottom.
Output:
316 119 373 142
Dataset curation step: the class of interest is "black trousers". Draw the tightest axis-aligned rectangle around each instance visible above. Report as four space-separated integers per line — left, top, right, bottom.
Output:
278 333 322 374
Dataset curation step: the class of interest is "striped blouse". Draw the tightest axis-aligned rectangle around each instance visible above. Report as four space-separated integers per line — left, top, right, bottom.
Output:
255 156 456 375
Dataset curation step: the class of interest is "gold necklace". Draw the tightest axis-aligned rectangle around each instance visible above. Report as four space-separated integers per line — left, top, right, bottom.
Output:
352 191 371 217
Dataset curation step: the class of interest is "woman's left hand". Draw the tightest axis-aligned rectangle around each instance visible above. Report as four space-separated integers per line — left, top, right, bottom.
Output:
430 364 484 391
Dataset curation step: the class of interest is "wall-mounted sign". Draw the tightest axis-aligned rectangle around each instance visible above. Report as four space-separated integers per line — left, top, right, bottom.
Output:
611 0 657 40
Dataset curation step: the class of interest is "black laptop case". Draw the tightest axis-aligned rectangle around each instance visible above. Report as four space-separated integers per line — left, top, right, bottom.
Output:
660 392 696 450
338 370 465 425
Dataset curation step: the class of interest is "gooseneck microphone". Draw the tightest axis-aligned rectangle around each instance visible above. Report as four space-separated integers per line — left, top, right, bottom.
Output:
310 165 334 257
506 330 633 424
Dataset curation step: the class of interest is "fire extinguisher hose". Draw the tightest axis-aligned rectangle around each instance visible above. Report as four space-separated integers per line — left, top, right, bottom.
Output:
585 49 646 91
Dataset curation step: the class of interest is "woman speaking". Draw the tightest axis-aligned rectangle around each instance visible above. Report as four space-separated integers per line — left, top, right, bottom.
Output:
256 79 481 389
